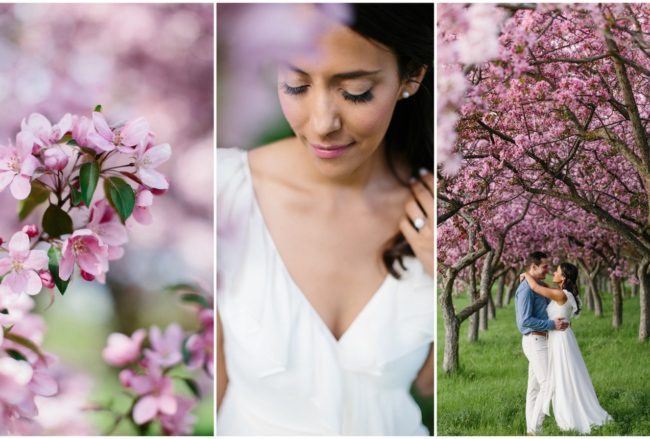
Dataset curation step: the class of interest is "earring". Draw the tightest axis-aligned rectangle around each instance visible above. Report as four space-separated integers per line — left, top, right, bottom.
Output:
402 91 410 99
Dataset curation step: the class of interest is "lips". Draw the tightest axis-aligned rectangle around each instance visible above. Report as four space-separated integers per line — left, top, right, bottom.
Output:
309 142 354 159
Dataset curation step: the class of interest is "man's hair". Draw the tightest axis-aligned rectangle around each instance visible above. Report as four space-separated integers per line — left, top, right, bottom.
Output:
526 251 548 268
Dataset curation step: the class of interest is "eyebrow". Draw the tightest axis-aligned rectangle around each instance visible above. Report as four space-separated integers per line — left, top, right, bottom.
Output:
287 64 381 80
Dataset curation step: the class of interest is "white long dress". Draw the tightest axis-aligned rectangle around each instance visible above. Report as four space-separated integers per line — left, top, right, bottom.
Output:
216 148 434 435
544 290 612 434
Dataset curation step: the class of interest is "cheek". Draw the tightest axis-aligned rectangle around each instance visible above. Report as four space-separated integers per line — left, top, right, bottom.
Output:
278 95 306 131
343 97 396 139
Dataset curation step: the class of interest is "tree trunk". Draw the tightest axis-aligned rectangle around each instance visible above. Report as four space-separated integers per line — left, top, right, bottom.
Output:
441 278 461 373
589 274 604 317
468 265 480 342
632 281 639 298
488 288 496 320
611 275 623 329
583 279 595 312
480 302 488 331
638 261 650 341
506 276 518 306
495 274 506 308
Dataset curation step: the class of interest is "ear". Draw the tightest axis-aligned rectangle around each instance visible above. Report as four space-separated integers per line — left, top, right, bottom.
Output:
401 65 428 97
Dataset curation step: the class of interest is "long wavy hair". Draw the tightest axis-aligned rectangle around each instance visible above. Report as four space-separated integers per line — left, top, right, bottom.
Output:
560 262 581 316
349 4 433 278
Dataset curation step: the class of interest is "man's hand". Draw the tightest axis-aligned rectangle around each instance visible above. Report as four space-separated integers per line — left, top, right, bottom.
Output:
554 318 569 331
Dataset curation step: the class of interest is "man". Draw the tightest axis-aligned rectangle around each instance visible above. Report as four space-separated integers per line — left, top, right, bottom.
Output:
515 251 569 435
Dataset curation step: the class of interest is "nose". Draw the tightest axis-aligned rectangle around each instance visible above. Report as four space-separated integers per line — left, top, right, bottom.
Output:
310 91 341 137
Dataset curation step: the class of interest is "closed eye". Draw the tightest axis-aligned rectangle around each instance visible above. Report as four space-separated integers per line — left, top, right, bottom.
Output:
342 89 373 104
282 83 308 96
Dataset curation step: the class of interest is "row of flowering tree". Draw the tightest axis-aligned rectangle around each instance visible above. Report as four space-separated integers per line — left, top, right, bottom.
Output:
0 109 212 433
437 3 650 373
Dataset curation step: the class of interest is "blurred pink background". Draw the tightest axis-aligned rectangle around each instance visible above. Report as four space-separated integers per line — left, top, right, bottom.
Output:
0 4 214 433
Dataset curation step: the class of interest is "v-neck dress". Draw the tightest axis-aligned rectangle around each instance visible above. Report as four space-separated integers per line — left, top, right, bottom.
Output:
216 148 434 435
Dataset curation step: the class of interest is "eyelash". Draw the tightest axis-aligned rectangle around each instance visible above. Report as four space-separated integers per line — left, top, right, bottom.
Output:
281 83 374 104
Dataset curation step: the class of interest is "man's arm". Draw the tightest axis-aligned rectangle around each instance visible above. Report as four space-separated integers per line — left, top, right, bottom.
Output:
515 283 555 332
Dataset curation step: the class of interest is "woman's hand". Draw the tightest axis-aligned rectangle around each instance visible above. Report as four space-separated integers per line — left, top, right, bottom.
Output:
400 169 433 277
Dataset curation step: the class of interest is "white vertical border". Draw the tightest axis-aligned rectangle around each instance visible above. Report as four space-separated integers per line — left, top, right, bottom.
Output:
432 2 439 437
213 1 218 436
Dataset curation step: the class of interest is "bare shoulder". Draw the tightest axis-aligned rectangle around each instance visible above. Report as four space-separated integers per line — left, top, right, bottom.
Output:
247 137 298 177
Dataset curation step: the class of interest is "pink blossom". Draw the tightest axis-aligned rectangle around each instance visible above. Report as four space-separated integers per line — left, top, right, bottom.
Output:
131 187 154 225
87 112 149 153
20 113 72 150
144 324 184 368
160 396 196 435
102 329 146 367
0 137 40 200
87 199 128 260
21 224 39 239
124 363 178 425
59 229 109 281
42 146 69 171
0 232 48 297
134 143 171 190
38 270 55 289
70 115 94 149
186 309 214 375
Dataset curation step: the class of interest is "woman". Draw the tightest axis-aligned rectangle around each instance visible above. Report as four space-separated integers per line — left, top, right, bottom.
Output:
522 263 612 434
216 4 433 436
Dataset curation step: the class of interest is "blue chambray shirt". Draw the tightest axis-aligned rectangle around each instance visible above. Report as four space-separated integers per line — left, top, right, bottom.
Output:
515 279 555 334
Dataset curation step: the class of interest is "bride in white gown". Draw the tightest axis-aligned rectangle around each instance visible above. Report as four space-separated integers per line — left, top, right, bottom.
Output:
523 263 612 434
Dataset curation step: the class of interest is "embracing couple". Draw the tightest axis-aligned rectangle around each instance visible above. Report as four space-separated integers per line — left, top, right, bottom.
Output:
515 251 612 435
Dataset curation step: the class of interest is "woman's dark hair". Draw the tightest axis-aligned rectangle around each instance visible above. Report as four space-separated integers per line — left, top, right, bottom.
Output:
560 262 581 315
349 4 433 278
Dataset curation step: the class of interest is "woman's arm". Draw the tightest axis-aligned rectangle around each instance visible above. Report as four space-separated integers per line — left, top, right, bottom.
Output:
217 311 228 411
522 273 567 304
414 343 434 397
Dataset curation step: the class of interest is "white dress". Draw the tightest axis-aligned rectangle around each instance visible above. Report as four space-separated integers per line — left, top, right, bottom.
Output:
544 290 612 434
216 148 434 435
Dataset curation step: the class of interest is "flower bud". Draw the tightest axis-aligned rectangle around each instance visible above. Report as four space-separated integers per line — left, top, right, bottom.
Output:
22 224 39 238
43 147 69 171
39 270 55 289
0 237 3 246
150 186 168 196
80 270 95 282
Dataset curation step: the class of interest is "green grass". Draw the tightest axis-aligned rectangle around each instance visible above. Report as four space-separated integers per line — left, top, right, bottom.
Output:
437 290 650 435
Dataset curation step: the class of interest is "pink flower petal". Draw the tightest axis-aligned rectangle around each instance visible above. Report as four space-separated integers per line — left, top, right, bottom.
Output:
133 396 158 425
159 395 178 415
133 206 153 225
87 131 116 152
121 118 149 147
23 270 43 295
136 189 154 207
23 250 48 271
3 271 27 295
92 112 114 141
20 154 40 177
8 232 30 260
0 170 14 191
143 143 171 167
97 223 128 246
10 175 31 200
138 168 169 190
59 246 75 281
29 370 58 396
0 258 12 276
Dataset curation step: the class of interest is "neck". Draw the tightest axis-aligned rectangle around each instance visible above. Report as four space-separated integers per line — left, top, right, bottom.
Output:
527 269 541 281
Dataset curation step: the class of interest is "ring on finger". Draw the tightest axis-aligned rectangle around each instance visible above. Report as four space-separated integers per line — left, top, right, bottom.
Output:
413 217 426 231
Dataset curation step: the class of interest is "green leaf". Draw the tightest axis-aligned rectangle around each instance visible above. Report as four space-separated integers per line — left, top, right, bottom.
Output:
7 349 28 362
104 177 135 222
80 147 97 158
183 377 201 399
17 181 50 220
48 246 69 295
165 283 202 294
94 104 103 112
67 139 79 146
182 336 192 365
79 161 100 206
4 332 46 362
42 204 73 237
179 293 210 309
70 183 83 207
